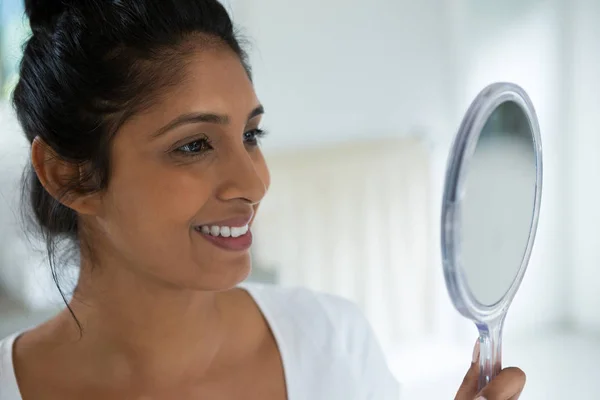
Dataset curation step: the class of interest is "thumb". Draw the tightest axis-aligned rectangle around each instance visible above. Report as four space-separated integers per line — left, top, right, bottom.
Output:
455 339 480 400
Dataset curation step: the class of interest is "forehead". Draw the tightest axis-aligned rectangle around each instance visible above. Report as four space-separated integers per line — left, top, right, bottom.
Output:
151 46 258 119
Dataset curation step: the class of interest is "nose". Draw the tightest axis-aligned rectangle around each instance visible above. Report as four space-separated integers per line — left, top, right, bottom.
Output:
215 148 269 205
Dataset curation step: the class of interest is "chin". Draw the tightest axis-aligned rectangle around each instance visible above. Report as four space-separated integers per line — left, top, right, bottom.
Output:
189 257 252 292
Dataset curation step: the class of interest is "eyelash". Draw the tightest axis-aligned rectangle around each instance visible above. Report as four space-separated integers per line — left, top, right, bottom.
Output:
174 129 268 157
244 128 268 146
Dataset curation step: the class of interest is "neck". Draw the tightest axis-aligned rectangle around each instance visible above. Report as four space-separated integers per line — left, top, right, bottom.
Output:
57 258 234 386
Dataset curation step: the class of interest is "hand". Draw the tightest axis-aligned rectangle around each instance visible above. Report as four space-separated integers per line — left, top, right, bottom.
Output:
454 340 526 400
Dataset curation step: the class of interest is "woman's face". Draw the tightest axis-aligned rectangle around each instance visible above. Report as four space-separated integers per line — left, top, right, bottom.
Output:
89 47 270 291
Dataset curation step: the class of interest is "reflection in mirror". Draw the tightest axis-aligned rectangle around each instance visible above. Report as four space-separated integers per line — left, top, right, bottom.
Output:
459 101 537 306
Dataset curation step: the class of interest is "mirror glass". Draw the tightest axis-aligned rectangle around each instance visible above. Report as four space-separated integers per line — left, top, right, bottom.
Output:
459 100 537 306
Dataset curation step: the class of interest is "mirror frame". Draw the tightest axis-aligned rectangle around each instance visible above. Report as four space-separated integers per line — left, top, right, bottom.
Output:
440 82 543 325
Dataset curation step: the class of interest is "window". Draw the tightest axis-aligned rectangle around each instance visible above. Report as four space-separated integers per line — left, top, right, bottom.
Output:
0 1 28 99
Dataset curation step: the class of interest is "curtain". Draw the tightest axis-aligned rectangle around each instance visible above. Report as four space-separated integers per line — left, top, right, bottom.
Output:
253 138 435 346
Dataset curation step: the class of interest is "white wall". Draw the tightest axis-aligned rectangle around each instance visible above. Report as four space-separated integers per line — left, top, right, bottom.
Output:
0 104 62 309
457 0 567 339
0 103 27 296
567 0 600 333
234 0 456 151
231 0 577 341
230 0 475 345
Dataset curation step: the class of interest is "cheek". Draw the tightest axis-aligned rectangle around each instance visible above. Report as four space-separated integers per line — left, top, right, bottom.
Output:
105 161 214 237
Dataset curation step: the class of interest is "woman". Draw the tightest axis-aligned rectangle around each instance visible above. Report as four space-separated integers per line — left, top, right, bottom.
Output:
0 1 526 399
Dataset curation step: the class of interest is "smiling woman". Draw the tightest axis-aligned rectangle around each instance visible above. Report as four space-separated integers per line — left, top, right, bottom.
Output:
0 1 400 399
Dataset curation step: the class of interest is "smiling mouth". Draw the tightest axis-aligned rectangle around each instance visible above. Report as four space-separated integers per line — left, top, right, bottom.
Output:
194 224 253 251
195 224 249 238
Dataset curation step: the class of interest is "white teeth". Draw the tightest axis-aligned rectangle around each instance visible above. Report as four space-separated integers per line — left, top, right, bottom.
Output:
198 224 249 238
230 226 246 238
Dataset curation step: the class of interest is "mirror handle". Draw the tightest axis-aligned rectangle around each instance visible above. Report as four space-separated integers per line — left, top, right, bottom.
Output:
477 318 504 391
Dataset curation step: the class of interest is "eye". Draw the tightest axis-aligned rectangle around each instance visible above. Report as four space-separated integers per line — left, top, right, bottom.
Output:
244 128 268 147
175 138 212 155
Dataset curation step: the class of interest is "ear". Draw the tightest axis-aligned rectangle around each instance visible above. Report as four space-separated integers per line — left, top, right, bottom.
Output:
31 137 102 216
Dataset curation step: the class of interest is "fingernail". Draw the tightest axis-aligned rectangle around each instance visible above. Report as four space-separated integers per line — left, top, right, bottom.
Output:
472 339 480 363
475 397 487 400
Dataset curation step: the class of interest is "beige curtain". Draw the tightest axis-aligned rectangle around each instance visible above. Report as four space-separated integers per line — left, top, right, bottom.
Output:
253 138 434 345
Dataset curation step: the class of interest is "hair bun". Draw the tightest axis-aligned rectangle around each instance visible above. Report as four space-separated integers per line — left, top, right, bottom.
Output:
24 0 67 32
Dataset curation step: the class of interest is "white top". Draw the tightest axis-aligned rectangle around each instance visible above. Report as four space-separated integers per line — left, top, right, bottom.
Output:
0 284 401 399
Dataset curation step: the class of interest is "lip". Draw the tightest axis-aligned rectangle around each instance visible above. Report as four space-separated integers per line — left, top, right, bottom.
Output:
194 226 253 252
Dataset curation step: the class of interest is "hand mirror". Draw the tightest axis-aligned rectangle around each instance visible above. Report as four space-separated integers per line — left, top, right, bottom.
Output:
441 82 543 390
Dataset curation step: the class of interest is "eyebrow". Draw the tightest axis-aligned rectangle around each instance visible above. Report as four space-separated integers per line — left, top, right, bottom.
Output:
152 105 265 137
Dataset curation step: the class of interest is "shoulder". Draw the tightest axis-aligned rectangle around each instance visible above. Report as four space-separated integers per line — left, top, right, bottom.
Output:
243 282 367 341
0 333 21 399
242 283 401 399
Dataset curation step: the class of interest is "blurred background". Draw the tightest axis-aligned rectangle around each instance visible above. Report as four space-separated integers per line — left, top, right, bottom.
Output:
0 0 599 398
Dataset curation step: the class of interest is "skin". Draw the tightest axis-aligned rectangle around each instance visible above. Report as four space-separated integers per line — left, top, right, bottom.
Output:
10 43 525 400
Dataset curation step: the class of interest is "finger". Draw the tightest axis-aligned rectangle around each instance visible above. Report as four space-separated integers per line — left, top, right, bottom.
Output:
509 389 524 400
454 339 480 400
475 367 526 400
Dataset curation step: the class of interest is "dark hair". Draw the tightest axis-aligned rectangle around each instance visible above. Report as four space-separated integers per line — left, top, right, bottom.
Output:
13 0 251 312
